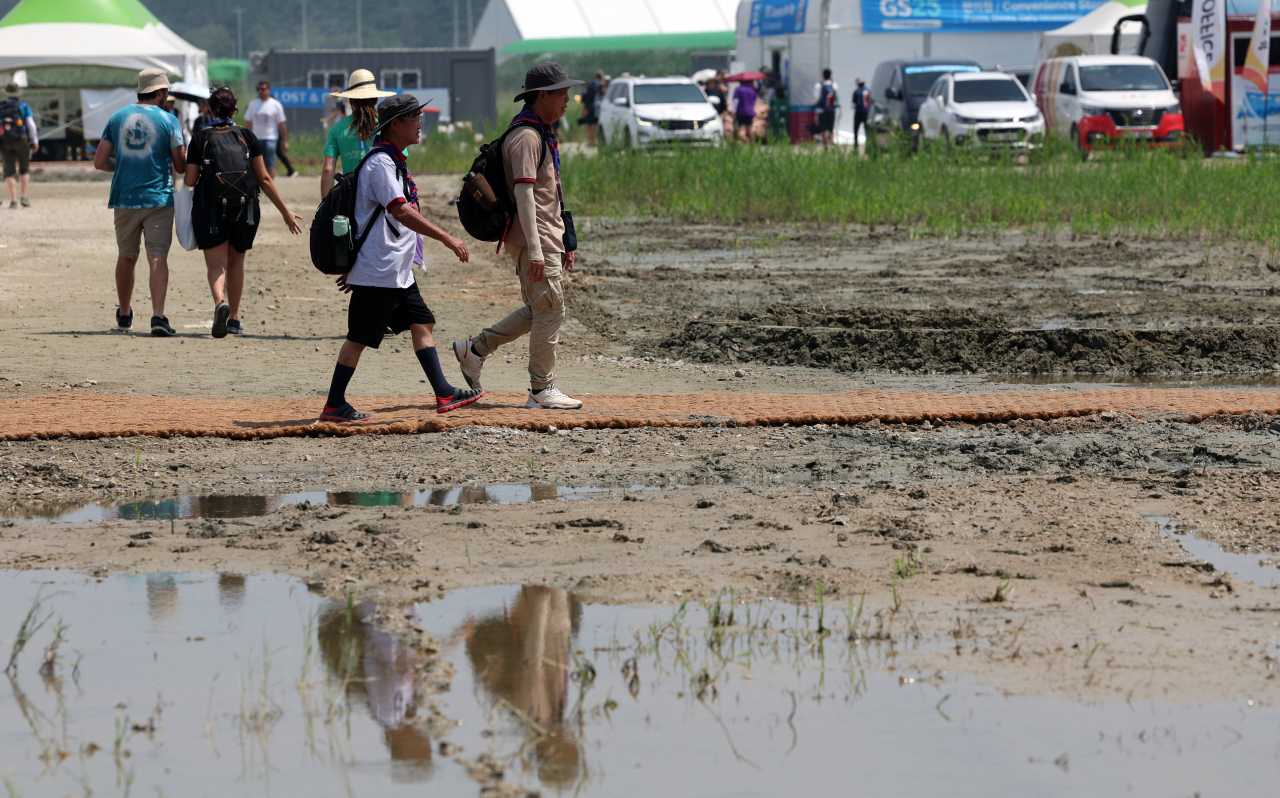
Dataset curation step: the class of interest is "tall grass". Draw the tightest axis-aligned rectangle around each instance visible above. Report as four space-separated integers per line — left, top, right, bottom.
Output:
562 141 1280 246
282 130 479 176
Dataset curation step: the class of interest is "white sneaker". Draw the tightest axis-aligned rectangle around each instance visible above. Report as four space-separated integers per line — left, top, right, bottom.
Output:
453 339 488 390
525 384 584 410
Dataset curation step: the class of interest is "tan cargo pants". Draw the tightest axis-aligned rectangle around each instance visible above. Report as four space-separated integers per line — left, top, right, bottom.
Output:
471 245 564 391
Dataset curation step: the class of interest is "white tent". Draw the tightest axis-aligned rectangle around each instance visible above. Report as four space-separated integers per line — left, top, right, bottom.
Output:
1037 0 1149 63
0 0 208 85
473 0 738 63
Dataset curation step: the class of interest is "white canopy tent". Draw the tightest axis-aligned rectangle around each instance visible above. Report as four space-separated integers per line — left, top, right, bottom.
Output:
0 0 209 139
473 0 739 62
1037 0 1150 62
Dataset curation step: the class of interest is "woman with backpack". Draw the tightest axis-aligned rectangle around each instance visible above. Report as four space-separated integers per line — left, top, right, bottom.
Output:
184 86 303 338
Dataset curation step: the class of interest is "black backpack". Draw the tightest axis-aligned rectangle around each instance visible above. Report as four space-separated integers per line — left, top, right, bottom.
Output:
310 147 408 275
0 98 26 141
455 121 547 243
194 124 259 234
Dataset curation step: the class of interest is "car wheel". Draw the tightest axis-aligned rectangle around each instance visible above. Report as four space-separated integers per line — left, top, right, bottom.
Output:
623 126 633 149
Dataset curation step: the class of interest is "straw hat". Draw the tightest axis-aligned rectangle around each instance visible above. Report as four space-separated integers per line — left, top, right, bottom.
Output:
333 69 395 100
3 82 20 97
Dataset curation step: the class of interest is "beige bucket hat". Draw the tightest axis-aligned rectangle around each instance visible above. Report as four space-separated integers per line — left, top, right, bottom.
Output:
136 68 171 94
333 69 395 100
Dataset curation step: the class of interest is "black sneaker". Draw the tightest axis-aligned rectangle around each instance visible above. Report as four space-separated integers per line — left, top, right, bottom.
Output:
212 301 231 338
319 402 372 423
116 308 133 332
436 388 485 414
150 316 176 337
227 319 243 335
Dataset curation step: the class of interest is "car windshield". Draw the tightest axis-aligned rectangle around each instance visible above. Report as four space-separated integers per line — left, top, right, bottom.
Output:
633 83 707 104
904 66 979 97
1078 64 1167 92
952 79 1028 103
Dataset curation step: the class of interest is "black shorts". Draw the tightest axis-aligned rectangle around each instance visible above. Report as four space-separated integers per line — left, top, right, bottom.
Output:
817 111 836 133
346 283 435 348
193 199 260 253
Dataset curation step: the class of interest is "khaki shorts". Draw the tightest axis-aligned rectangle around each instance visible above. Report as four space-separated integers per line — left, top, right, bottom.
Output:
1 138 30 178
114 206 174 259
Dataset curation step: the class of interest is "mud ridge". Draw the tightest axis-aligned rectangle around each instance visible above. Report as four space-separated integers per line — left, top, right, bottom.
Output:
663 321 1280 375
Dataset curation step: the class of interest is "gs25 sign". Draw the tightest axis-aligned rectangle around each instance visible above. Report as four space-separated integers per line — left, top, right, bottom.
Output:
861 0 1100 33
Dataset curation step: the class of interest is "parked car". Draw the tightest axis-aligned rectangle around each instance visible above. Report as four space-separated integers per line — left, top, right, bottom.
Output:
1033 55 1183 153
868 58 981 150
597 76 724 149
917 71 1045 149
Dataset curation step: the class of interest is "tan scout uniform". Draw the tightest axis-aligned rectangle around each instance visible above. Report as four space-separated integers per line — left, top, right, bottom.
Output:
470 126 566 391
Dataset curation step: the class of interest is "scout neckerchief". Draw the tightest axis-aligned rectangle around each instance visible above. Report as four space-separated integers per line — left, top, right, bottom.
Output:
371 135 417 207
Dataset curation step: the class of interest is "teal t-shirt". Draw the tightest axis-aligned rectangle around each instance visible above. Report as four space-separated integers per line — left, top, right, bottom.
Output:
100 104 184 209
323 116 408 173
323 116 369 174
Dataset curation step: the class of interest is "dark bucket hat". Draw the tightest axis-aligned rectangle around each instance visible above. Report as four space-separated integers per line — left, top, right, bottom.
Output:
371 93 432 135
515 62 585 103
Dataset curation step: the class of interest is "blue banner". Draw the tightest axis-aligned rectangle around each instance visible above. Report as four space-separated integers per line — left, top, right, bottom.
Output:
748 0 809 37
274 87 329 109
861 0 1105 33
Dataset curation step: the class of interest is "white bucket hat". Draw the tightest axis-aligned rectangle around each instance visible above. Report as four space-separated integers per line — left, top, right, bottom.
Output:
333 69 395 100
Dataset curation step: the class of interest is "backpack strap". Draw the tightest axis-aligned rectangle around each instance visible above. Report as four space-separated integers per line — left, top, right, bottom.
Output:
502 120 549 171
359 148 412 241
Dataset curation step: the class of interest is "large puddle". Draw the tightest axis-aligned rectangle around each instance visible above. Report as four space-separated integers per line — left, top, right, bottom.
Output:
0 484 663 524
2 571 1277 796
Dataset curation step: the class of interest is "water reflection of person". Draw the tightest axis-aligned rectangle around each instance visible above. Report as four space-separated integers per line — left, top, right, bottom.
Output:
462 586 583 787
217 572 245 612
145 574 178 630
317 600 433 781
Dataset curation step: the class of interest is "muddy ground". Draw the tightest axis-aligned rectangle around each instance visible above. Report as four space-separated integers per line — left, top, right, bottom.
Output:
3 178 1280 707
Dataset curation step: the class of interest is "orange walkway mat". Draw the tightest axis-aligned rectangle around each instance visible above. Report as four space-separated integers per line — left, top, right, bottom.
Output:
0 389 1276 441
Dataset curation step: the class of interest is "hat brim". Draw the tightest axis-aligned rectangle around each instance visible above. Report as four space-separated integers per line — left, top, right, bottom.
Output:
334 87 396 99
514 77 586 103
370 98 432 135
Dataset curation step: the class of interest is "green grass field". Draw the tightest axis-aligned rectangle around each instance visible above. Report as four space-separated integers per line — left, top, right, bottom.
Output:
561 141 1280 246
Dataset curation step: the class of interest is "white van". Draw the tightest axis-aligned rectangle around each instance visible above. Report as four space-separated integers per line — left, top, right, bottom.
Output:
1032 55 1183 153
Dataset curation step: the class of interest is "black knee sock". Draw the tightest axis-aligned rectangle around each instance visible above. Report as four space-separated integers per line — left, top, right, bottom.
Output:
326 363 356 409
416 347 456 398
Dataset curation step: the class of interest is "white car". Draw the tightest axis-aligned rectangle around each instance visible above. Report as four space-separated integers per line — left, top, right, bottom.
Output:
598 77 723 149
1033 55 1183 153
917 71 1045 149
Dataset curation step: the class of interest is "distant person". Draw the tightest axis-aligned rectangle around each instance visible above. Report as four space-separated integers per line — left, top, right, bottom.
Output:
732 80 758 143
813 69 839 150
453 62 585 411
594 75 610 123
705 77 728 118
318 94 480 423
321 85 349 130
191 99 214 138
321 69 394 197
65 109 85 161
93 68 186 336
184 86 303 338
1 81 38 208
852 77 871 150
579 69 602 145
245 81 296 177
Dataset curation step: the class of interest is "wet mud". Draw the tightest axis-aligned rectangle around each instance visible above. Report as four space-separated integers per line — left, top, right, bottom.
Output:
663 319 1280 375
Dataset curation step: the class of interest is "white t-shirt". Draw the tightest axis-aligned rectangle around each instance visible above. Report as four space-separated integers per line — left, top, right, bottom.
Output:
246 97 286 140
347 151 414 289
813 80 839 108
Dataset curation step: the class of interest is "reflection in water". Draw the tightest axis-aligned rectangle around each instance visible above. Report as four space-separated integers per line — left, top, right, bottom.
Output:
2 483 626 523
317 599 433 781
462 586 583 788
145 574 178 631
217 573 246 612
